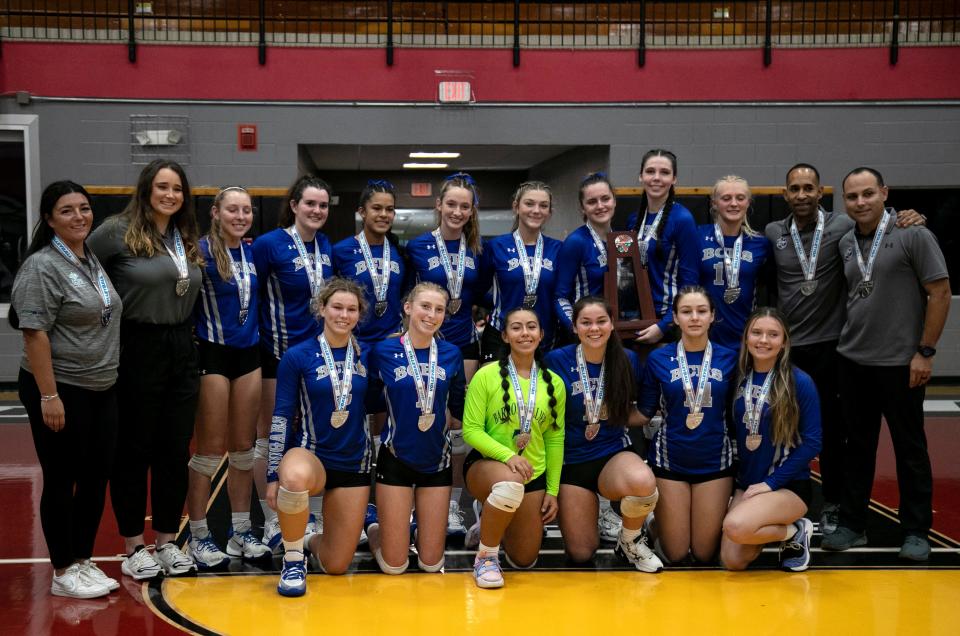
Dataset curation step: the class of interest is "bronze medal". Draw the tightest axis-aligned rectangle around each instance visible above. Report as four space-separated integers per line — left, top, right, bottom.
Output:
585 423 600 441
375 300 388 317
723 287 740 304
417 413 436 432
522 294 537 309
858 280 874 298
800 280 818 296
175 278 190 296
330 410 349 428
238 309 249 325
685 412 703 430
515 432 531 450
447 298 462 314
745 433 762 451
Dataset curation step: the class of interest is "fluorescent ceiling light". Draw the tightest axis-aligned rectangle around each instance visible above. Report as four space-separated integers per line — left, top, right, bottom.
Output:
409 151 461 159
403 162 449 169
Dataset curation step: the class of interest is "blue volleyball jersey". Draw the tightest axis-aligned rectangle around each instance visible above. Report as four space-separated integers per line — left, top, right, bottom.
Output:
252 228 331 360
267 338 373 481
194 237 260 348
732 367 822 491
638 341 738 475
405 231 481 348
332 236 405 349
481 233 562 350
544 345 639 465
368 336 466 473
555 225 608 334
697 226 771 349
625 203 700 334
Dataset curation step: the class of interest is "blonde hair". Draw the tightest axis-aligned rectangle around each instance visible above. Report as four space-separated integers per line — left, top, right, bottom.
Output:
436 174 482 255
401 281 449 331
206 186 252 282
315 277 369 322
710 175 758 237
737 307 800 449
510 181 553 231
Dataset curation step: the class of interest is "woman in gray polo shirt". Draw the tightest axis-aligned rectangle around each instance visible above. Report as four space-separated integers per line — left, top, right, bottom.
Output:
12 181 122 598
88 160 204 580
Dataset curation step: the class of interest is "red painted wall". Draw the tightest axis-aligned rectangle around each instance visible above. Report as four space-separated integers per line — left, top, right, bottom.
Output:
2 42 959 101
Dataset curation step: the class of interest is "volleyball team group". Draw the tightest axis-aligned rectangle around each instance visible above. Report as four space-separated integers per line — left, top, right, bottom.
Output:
13 148 949 600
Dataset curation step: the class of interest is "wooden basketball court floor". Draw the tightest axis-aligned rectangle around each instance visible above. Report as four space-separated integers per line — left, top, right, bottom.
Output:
2 396 959 635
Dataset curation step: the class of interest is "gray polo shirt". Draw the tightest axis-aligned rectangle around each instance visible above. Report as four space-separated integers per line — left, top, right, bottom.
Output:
765 211 854 347
837 219 948 366
11 246 123 390
87 215 201 325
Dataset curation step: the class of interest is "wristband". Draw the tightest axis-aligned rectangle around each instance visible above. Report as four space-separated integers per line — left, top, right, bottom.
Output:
40 393 59 402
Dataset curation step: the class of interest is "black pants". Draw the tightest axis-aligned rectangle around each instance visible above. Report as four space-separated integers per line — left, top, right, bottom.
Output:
792 339 845 504
838 356 932 536
111 321 199 537
20 370 117 570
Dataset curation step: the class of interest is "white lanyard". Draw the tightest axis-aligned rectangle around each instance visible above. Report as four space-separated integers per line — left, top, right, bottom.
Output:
162 226 190 296
790 209 824 296
432 229 466 302
585 223 607 267
512 230 543 296
637 206 664 267
356 232 391 303
51 236 113 326
318 334 355 428
676 341 712 429
226 243 251 324
507 356 538 450
401 333 439 432
289 226 323 299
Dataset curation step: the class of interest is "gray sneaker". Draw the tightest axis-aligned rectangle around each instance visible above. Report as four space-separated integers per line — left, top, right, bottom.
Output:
819 502 840 535
820 525 867 551
898 535 931 561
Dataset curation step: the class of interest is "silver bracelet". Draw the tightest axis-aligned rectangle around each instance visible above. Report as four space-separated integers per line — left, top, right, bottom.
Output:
40 393 59 402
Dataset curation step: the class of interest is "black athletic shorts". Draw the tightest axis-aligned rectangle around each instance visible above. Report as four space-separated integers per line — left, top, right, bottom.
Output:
652 464 735 485
324 468 371 491
460 340 480 362
479 323 507 364
375 444 453 488
260 345 281 380
197 340 261 380
560 448 641 493
463 449 547 493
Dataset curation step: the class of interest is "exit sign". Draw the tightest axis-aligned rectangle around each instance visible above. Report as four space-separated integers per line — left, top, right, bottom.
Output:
411 182 432 197
439 81 472 103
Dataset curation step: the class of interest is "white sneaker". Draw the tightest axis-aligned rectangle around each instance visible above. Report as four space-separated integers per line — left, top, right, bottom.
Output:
263 517 284 554
615 529 664 573
120 545 162 580
473 553 504 589
464 500 482 549
598 502 622 543
78 559 119 591
189 535 230 570
227 528 272 560
51 563 110 599
447 500 466 537
155 543 197 576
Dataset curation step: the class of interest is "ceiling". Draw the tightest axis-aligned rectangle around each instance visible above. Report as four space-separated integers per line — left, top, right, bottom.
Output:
301 144 575 172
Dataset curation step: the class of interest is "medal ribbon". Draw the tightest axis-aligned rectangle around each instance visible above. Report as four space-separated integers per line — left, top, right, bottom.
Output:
51 236 112 314
357 233 391 303
790 208 824 284
226 244 251 315
290 226 324 298
854 210 892 285
743 369 775 436
162 227 190 282
507 356 538 438
585 223 607 267
318 334 354 413
401 334 438 417
575 345 606 425
637 205 665 266
713 223 743 290
432 229 466 302
676 341 713 417
512 230 543 296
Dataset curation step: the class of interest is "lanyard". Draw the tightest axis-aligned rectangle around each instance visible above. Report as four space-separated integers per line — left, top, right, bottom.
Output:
585 223 607 268
51 236 112 325
226 244 251 317
637 205 665 266
289 226 323 298
575 345 606 425
713 223 743 290
432 229 466 301
512 230 543 295
742 369 774 435
318 334 354 414
506 356 538 439
162 227 189 284
676 341 712 416
854 210 892 285
401 333 438 416
357 233 391 302
790 208 824 283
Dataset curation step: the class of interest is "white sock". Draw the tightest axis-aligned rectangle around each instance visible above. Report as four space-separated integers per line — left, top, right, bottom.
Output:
452 487 462 503
189 519 210 540
260 499 278 523
232 512 251 534
783 522 798 541
477 542 499 558
283 539 305 560
620 525 643 543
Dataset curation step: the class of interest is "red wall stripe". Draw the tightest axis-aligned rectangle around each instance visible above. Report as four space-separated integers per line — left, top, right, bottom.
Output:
3 42 959 102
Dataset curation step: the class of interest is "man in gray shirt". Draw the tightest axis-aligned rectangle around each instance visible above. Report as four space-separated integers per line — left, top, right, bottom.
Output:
821 167 950 561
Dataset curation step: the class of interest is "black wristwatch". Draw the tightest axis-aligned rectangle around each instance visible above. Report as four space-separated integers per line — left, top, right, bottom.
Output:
917 345 937 358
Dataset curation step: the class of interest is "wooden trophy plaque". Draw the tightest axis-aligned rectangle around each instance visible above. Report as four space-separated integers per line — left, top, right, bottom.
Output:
603 231 657 341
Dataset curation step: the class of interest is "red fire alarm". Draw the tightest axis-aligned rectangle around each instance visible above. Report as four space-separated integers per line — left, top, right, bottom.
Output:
238 124 257 151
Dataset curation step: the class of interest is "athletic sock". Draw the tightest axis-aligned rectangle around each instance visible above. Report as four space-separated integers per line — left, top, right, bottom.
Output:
283 539 305 559
260 499 278 523
189 519 210 540
620 525 643 543
477 542 500 559
783 522 798 541
232 512 252 534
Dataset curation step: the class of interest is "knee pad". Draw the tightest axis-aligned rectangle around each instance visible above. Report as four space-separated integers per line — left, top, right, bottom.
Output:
188 454 222 478
374 549 409 575
276 486 309 515
254 438 269 461
504 551 537 570
417 555 444 573
620 489 659 519
486 481 525 513
228 447 255 471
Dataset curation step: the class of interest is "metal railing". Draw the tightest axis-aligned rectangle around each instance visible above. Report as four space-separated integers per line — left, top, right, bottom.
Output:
2 1 957 65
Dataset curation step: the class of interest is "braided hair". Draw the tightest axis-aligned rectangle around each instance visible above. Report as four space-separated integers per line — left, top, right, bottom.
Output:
496 307 560 430
636 149 678 260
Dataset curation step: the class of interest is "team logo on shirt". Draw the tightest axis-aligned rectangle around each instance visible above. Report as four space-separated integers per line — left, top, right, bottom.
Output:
776 236 788 250
293 254 330 271
701 247 755 262
354 259 401 276
427 255 475 270
233 261 258 276
669 365 723 383
569 376 600 396
506 257 554 272
315 360 367 379
67 272 87 289
394 363 448 382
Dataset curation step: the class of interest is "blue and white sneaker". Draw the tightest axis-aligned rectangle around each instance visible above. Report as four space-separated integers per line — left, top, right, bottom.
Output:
363 503 379 535
263 517 283 555
277 554 307 597
447 500 466 537
227 527 272 560
189 536 230 570
473 553 504 589
780 517 814 572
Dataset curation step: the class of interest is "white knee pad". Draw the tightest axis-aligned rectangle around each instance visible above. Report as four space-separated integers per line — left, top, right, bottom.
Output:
417 555 444 573
276 486 309 515
486 481 525 513
188 454 221 478
620 489 659 519
228 447 255 471
374 549 409 575
254 438 269 461
504 552 537 570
